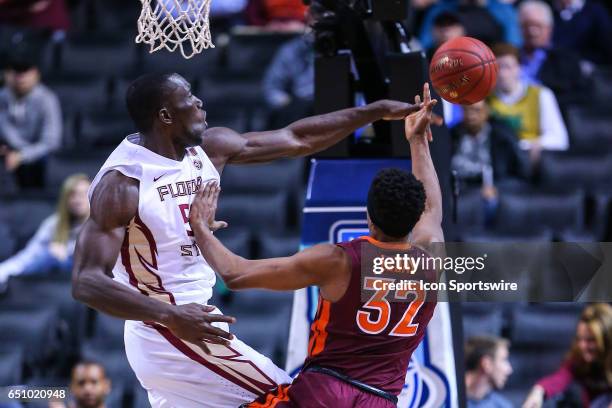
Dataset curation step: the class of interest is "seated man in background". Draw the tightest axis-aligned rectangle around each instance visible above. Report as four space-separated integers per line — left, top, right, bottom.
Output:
488 44 568 165
518 0 590 107
451 101 528 225
465 336 513 408
0 174 90 288
262 21 313 129
553 0 612 66
51 360 111 408
0 50 62 188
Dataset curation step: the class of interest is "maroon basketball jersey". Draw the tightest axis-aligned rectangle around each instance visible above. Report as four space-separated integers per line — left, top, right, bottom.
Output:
303 236 437 395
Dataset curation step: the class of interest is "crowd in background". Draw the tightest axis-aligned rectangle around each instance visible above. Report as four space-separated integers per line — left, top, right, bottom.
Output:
0 0 611 407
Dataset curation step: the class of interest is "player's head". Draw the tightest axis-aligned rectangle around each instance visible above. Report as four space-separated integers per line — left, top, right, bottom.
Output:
4 50 40 97
519 0 553 50
570 303 612 368
126 73 206 147
366 168 426 240
492 44 521 93
70 361 111 408
465 336 513 390
431 11 465 49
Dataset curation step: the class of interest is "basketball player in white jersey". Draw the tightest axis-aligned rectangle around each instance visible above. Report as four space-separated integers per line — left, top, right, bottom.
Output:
71 73 422 408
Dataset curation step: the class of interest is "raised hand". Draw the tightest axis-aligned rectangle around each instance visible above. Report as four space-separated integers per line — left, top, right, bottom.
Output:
404 83 443 143
189 181 228 233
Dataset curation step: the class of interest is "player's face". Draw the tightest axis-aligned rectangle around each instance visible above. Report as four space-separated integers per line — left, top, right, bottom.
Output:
576 322 599 363
68 180 91 220
496 55 521 93
167 77 207 147
70 365 110 408
488 345 512 390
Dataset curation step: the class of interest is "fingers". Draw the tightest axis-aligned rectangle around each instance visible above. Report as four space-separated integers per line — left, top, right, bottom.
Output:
197 342 211 355
207 313 237 324
201 324 234 341
423 82 431 105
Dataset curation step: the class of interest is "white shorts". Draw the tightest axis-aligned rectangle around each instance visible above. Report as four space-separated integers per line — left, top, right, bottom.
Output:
124 308 292 408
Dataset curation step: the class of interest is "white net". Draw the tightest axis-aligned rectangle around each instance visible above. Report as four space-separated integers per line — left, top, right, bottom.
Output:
136 0 214 59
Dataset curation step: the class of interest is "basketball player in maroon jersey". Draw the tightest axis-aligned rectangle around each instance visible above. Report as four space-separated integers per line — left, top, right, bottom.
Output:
188 83 443 407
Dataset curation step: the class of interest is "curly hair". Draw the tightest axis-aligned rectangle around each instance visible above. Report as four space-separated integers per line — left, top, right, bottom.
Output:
366 168 426 238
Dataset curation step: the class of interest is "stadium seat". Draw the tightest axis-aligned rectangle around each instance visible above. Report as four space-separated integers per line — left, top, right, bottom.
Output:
86 312 126 351
141 47 221 78
224 31 299 78
459 228 554 242
46 75 110 114
58 34 139 77
132 384 151 408
81 347 139 389
539 152 612 191
453 188 485 233
45 150 108 194
215 227 252 258
462 303 505 339
217 192 289 233
78 110 135 147
510 304 579 349
0 309 59 371
0 223 16 261
257 232 300 258
221 159 305 195
0 349 23 385
565 106 612 153
0 199 55 250
495 191 585 236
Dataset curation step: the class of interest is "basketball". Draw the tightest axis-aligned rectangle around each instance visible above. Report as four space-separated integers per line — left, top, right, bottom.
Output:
429 36 498 105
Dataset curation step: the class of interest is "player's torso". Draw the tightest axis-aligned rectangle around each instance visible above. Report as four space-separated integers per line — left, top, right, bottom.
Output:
91 136 220 305
304 237 437 394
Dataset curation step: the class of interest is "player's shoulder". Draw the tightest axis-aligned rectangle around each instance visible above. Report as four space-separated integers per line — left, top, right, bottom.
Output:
202 127 242 149
90 170 139 229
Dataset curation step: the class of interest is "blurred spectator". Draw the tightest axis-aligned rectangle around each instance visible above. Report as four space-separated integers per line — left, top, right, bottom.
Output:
451 101 527 224
488 44 568 165
518 0 590 106
418 0 521 52
0 174 90 286
54 361 111 408
245 0 308 31
523 303 612 408
429 11 466 128
553 0 612 65
0 50 62 188
465 335 513 408
0 0 70 33
262 32 313 128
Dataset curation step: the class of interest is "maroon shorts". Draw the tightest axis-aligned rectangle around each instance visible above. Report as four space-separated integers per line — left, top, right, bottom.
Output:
244 371 396 408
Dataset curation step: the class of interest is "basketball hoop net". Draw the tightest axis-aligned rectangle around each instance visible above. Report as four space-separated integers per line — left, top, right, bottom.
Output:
136 0 214 59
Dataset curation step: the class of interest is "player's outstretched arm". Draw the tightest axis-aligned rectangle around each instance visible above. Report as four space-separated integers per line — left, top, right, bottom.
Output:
405 83 444 245
202 100 422 171
189 182 348 293
72 171 235 352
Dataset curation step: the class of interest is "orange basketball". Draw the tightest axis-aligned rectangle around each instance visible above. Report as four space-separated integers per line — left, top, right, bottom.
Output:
429 36 498 105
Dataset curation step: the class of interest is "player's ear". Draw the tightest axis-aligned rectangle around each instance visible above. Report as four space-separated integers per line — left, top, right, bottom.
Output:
159 108 172 125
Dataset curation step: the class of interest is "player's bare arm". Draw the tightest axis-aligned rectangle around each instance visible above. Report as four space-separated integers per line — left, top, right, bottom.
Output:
188 182 351 301
71 170 236 352
202 100 423 172
405 83 445 245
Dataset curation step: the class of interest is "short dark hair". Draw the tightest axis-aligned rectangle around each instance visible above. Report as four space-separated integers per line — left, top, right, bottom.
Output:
433 11 463 28
71 360 107 378
125 73 180 132
492 43 520 60
464 336 509 371
367 168 426 238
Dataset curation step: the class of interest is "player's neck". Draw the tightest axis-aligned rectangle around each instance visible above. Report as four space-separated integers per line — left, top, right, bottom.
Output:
370 230 409 244
139 132 186 161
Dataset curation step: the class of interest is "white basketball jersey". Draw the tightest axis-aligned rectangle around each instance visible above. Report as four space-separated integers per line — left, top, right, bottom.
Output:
89 134 220 305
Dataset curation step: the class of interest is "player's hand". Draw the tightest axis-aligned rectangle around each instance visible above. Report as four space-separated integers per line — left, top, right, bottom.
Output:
378 99 423 120
190 181 228 233
404 83 441 143
4 150 22 172
164 303 236 354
